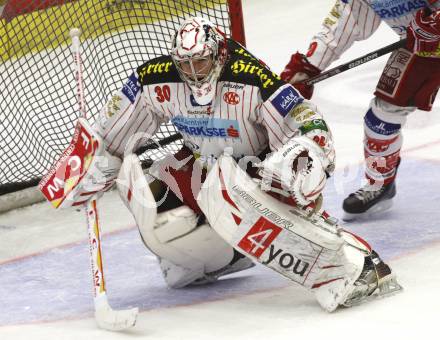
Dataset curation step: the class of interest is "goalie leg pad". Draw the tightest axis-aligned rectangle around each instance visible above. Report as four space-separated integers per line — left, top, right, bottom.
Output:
198 154 382 311
146 206 236 288
117 156 236 288
117 154 235 288
312 239 366 312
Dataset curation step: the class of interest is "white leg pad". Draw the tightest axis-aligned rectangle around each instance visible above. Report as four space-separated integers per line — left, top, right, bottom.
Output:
147 207 235 288
116 154 157 238
198 154 370 311
158 258 205 289
312 243 365 312
116 157 234 288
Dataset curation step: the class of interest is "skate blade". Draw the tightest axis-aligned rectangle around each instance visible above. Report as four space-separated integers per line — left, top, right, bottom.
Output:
342 276 403 308
189 261 255 286
342 199 394 222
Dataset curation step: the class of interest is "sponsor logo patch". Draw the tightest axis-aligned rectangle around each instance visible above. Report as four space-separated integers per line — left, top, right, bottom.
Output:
271 86 303 117
230 58 280 88
222 82 245 90
262 244 310 277
370 0 426 19
171 116 240 138
187 108 212 115
138 61 173 79
106 95 122 118
299 119 329 134
290 104 317 122
377 50 411 95
238 216 282 258
365 109 401 136
122 73 140 104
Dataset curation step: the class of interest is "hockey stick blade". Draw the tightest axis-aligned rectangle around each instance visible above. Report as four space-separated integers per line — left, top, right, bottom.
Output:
95 297 139 331
86 200 139 331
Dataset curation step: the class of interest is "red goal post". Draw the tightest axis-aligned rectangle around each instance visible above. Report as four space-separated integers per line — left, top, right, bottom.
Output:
0 0 246 211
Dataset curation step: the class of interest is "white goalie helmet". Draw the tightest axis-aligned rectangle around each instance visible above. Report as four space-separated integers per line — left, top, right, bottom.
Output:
170 17 228 105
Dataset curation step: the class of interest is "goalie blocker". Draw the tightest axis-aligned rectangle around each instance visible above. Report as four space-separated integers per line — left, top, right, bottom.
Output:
39 118 122 208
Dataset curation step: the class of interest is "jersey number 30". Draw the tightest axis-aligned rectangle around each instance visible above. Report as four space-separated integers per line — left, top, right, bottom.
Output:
155 85 171 103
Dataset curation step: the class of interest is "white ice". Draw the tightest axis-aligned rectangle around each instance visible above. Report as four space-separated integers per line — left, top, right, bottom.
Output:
1 0 440 339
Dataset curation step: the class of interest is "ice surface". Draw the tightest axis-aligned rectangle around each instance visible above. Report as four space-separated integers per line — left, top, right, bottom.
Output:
1 0 439 339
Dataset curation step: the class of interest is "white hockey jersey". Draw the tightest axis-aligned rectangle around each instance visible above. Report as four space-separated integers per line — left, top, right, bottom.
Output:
307 0 440 70
94 40 335 171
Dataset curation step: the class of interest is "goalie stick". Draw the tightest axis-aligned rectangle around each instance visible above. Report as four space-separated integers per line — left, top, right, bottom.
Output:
70 28 138 331
135 39 407 155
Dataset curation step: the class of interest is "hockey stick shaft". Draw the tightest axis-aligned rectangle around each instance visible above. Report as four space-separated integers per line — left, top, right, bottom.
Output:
303 39 407 86
135 130 183 155
70 28 106 300
69 28 138 330
70 29 87 119
135 39 406 155
85 199 107 298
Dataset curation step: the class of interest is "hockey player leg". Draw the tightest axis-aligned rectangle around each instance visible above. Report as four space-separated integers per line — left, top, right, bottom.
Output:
198 154 402 311
116 154 253 288
344 50 440 220
342 97 412 220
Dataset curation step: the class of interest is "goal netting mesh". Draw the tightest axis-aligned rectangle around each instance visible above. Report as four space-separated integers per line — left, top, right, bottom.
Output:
0 0 237 195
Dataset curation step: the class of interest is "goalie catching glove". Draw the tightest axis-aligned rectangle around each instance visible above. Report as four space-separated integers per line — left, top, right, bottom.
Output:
259 136 329 206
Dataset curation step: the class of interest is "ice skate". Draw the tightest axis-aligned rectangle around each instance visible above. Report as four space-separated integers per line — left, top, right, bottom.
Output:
342 181 396 221
342 250 402 308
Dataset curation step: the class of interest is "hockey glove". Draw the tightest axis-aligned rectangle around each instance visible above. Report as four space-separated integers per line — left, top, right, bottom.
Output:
39 118 122 208
280 52 321 99
406 7 440 57
259 136 327 206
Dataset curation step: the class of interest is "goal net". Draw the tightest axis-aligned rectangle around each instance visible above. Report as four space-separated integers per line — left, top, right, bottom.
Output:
0 0 245 195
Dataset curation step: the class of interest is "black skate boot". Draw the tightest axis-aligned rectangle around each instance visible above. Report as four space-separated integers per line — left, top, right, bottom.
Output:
342 250 402 308
342 181 396 221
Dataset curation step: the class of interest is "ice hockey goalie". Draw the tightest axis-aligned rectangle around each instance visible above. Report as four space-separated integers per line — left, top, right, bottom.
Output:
45 16 403 312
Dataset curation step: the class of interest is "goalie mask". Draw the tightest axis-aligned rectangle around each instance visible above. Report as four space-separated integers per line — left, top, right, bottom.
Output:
171 17 227 105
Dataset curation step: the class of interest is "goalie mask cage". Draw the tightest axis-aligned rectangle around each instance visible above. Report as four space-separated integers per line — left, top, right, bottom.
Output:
0 0 245 196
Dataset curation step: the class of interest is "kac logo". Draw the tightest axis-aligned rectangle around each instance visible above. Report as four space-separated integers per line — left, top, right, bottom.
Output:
223 91 240 105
